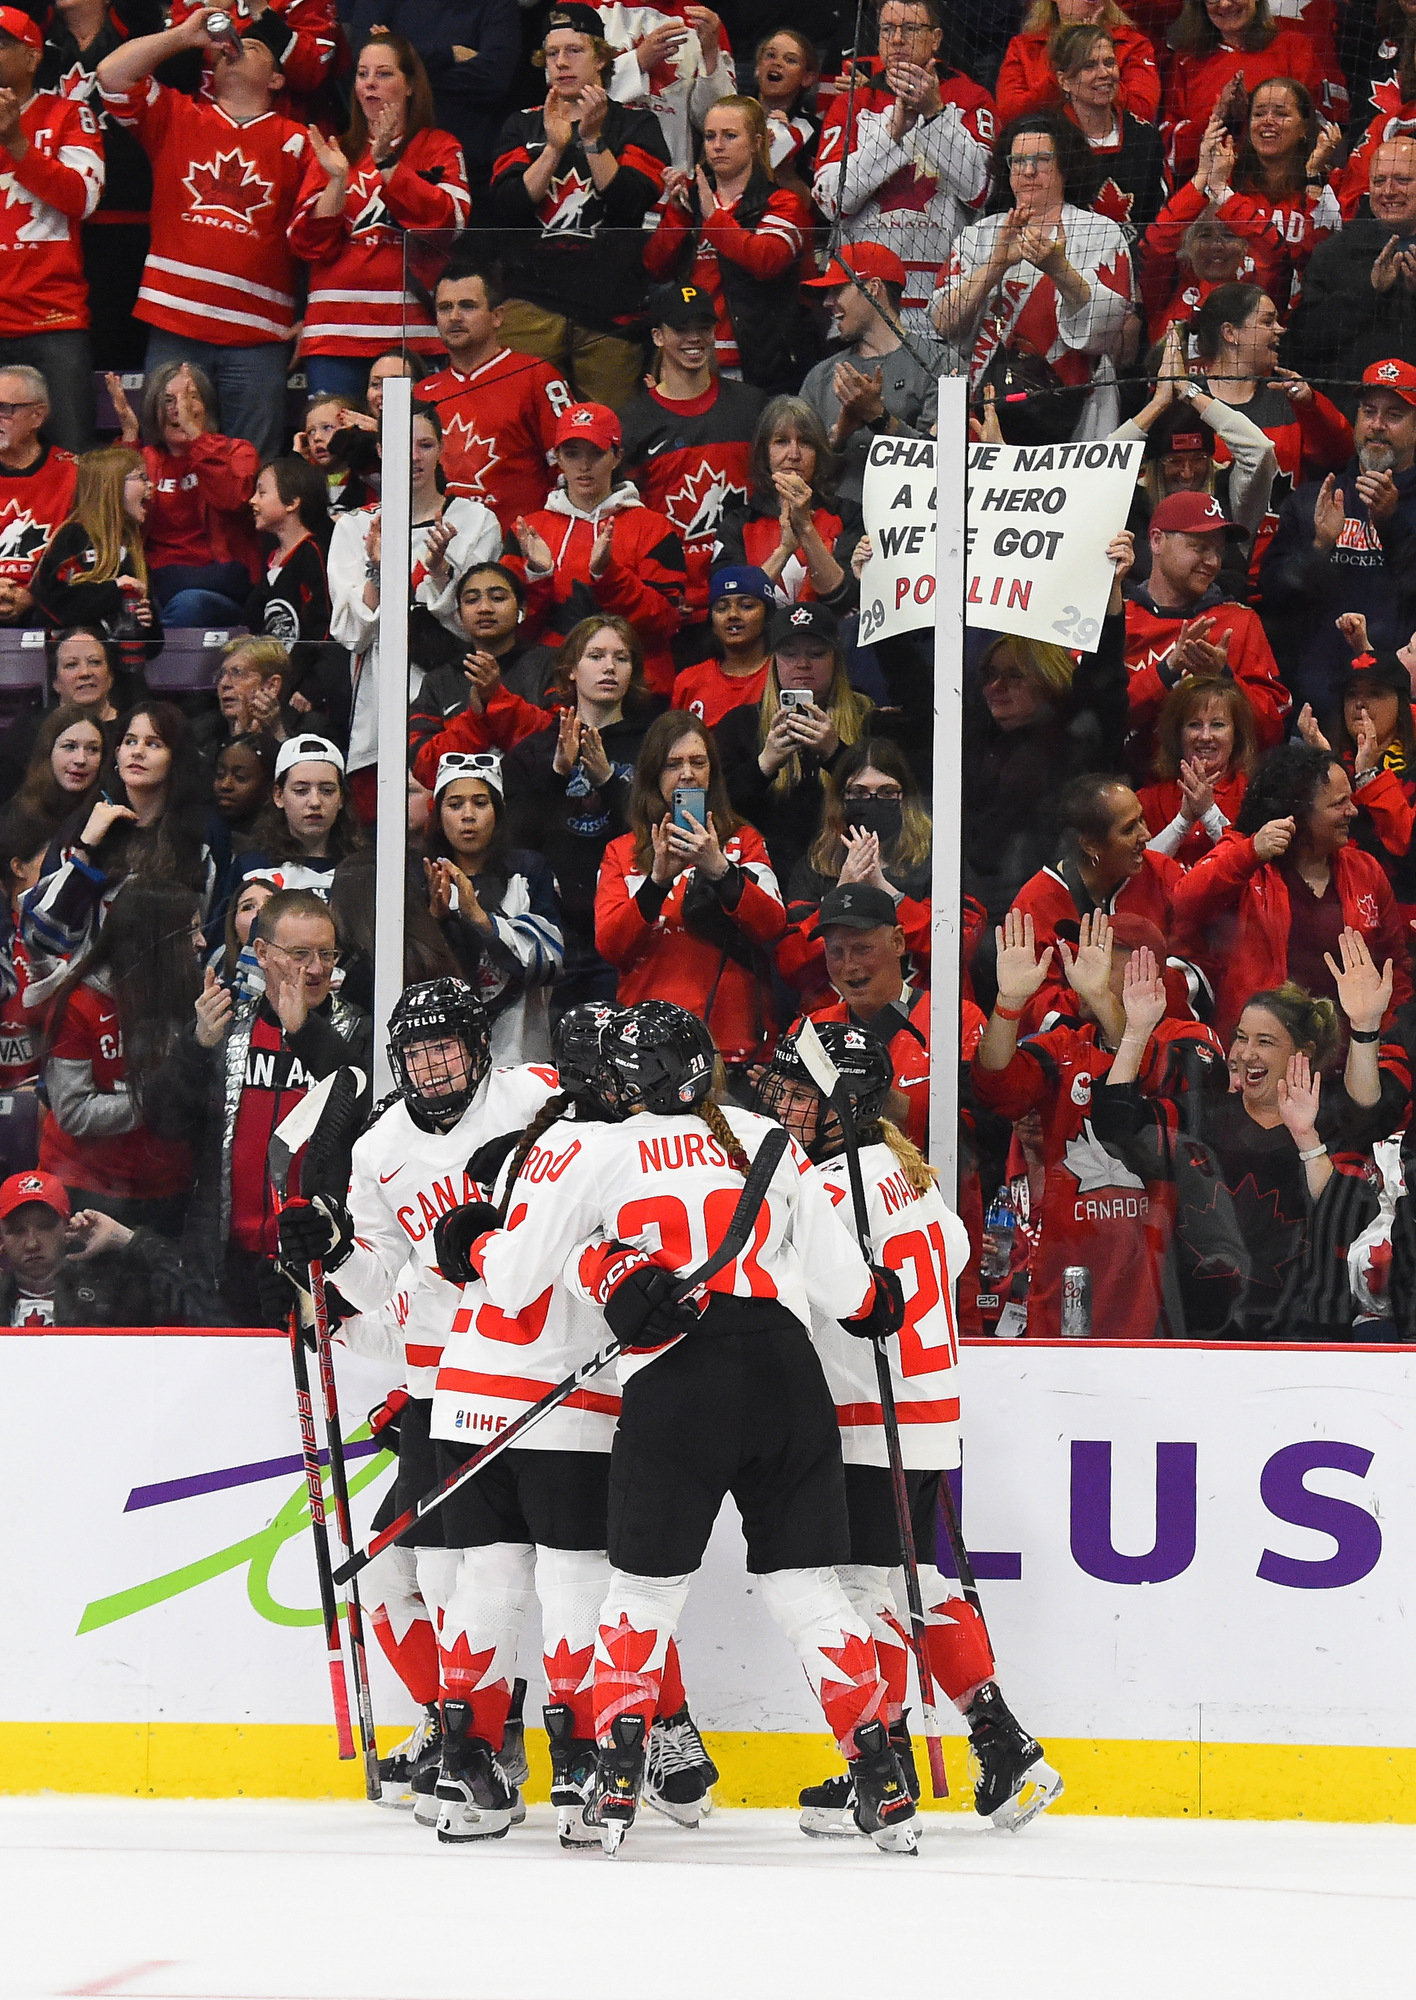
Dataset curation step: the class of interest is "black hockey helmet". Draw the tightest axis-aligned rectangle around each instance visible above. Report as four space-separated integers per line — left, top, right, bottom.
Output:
606 1001 715 1114
388 977 490 1127
552 1000 628 1119
750 1019 894 1160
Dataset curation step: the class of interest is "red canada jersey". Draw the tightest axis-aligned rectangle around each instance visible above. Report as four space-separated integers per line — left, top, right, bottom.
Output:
643 184 812 372
101 80 308 345
168 0 338 118
0 445 77 588
971 1015 1226 1338
0 934 40 1088
289 128 471 355
40 981 193 1200
619 379 767 614
1123 591 1291 757
416 351 574 527
0 93 103 335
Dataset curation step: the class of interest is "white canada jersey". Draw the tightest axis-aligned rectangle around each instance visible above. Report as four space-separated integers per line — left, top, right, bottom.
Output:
336 1064 559 1395
807 1144 967 1470
476 1104 876 1385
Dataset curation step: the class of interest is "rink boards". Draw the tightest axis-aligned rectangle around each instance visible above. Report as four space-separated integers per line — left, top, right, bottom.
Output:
3 1329 1414 1821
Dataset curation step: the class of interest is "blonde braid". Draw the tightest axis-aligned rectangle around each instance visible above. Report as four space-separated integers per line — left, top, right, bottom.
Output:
697 1099 750 1176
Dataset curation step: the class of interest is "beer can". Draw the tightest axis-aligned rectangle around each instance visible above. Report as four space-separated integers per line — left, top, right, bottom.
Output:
205 11 244 55
1060 1265 1092 1338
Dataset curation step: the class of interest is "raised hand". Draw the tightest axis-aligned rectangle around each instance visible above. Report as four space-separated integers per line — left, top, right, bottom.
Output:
576 84 609 143
851 532 874 580
1312 474 1345 549
307 122 348 181
512 514 554 572
553 706 582 777
839 827 888 891
1295 703 1331 752
1120 945 1167 1041
79 798 137 848
994 907 1055 1011
194 964 233 1049
104 372 140 446
588 518 614 578
578 723 612 787
1335 611 1370 656
543 90 575 153
1351 708 1382 775
423 515 455 581
1272 365 1313 408
1371 235 1403 295
1276 1050 1322 1144
1058 909 1114 1012
665 806 728 881
1324 926 1392 1033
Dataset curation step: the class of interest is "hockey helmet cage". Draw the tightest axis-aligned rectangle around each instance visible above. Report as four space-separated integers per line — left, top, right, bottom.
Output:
752 1020 894 1159
607 1000 715 1113
388 977 490 1124
551 1000 628 1118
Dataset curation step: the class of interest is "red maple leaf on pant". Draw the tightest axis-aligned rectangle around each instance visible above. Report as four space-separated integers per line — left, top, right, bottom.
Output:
594 1615 663 1739
817 1632 884 1749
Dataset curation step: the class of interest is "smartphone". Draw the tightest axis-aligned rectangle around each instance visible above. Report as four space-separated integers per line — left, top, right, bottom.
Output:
778 687 814 712
672 787 707 833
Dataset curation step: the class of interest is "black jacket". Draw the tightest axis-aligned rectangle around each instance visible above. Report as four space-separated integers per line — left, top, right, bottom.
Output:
346 0 521 174
1284 217 1416 412
715 698 861 888
0 1227 231 1327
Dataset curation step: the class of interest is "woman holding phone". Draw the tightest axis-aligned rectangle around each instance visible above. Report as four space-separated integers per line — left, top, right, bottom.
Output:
594 711 786 1069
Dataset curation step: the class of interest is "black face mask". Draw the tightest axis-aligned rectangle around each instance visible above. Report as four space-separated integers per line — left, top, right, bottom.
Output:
844 797 903 846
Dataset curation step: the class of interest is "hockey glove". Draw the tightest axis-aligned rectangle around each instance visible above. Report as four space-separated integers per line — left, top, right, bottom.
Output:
368 1386 410 1454
842 1264 906 1341
256 1258 302 1333
433 1199 501 1284
278 1193 354 1272
599 1255 700 1352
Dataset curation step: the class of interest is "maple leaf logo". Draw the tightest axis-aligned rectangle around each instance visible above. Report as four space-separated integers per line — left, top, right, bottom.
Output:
815 1632 884 1745
1371 76 1408 126
184 150 273 227
540 167 596 236
1062 1120 1145 1195
440 1638 502 1701
594 1614 663 1733
1178 1171 1300 1299
57 62 96 101
1095 247 1132 299
1093 178 1135 229
442 413 501 496
543 1637 594 1700
664 461 745 542
0 502 47 569
875 164 939 216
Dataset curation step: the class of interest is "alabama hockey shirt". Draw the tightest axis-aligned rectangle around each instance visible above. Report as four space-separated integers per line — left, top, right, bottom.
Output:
0 445 76 590
0 93 104 336
807 1142 967 1471
619 379 767 614
335 1064 559 1396
416 349 574 527
100 79 308 345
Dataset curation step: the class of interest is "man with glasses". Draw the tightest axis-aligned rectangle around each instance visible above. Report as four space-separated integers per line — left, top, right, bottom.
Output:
146 887 371 1323
812 0 995 342
1289 137 1416 402
0 365 77 628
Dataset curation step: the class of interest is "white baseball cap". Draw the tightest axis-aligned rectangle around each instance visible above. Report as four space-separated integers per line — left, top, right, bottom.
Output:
275 734 346 781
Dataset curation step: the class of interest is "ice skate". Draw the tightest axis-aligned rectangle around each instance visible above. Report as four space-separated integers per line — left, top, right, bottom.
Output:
644 1704 717 1827
434 1700 519 1844
585 1714 646 1856
409 1710 445 1826
500 1678 530 1790
377 1703 439 1809
797 1770 861 1839
849 1720 919 1854
966 1682 1064 1831
544 1703 601 1849
889 1712 921 1803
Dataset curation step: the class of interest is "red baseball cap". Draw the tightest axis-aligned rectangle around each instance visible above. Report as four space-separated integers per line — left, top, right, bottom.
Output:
553 402 622 452
0 1171 70 1220
803 241 908 290
1149 491 1244 540
1361 359 1416 408
0 8 42 48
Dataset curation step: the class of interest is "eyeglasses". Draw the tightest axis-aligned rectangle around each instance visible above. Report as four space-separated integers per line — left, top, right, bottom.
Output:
843 786 903 802
879 20 935 39
1007 153 1057 174
0 400 41 419
268 944 339 969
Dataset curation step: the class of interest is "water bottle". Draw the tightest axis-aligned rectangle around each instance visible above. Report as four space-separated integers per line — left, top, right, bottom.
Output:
979 1193 1016 1293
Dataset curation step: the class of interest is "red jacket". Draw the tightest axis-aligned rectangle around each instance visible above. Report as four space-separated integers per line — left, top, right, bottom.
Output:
1123 590 1290 756
1170 830 1414 1042
996 24 1161 126
410 682 554 792
971 1013 1225 1339
1161 30 1335 182
670 657 767 729
1139 179 1278 341
1138 769 1249 869
1011 853 1190 1025
143 435 262 582
595 823 785 1062
501 487 686 694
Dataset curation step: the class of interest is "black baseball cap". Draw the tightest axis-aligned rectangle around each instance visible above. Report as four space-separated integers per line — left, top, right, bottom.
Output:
817 884 900 932
646 282 718 330
769 600 839 648
1337 652 1412 702
544 3 602 39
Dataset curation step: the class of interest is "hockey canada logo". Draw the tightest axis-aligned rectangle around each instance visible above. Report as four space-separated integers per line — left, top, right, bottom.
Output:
665 463 745 541
539 167 596 236
0 502 48 576
789 606 813 627
184 149 273 229
1063 1122 1145 1196
1374 361 1404 383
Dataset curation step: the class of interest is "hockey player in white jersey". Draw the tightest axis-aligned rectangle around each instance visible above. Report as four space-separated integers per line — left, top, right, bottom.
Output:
277 978 558 1819
751 1021 1063 1835
468 999 918 1855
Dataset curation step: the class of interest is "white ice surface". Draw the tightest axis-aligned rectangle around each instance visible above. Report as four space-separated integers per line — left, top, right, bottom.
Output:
2 1797 1412 1999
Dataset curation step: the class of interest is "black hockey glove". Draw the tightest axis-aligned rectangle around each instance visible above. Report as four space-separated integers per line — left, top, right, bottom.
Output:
368 1386 410 1454
602 1261 700 1352
256 1258 302 1333
843 1264 906 1342
433 1199 501 1284
278 1193 354 1272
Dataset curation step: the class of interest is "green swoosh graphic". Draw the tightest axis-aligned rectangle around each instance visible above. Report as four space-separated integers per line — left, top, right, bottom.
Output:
77 1436 393 1635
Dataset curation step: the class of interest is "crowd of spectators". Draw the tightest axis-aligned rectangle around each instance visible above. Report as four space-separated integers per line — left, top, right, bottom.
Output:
1 0 1415 1341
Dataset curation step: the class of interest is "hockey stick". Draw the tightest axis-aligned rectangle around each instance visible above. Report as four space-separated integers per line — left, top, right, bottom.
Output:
272 1071 381 1802
794 1018 949 1800
335 1123 791 1585
267 1070 364 1764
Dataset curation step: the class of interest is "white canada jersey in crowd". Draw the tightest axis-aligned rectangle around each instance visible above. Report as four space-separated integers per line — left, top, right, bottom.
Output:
336 1064 559 1395
476 1103 876 1386
806 1144 966 1470
432 1112 620 1453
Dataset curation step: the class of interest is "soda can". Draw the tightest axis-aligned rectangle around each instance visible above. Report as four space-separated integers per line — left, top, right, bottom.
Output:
1060 1265 1092 1338
205 11 244 56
